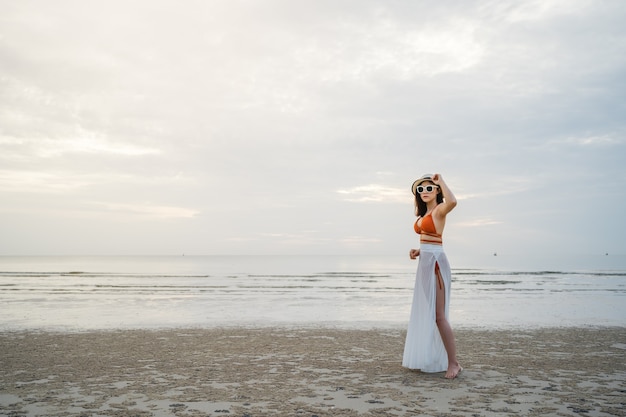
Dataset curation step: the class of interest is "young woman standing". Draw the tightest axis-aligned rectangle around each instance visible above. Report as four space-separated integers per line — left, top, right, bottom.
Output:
403 173 462 379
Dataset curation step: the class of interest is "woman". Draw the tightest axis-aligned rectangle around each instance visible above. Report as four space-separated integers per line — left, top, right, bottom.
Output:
403 173 462 379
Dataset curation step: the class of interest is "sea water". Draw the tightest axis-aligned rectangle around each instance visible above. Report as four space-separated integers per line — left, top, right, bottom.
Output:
0 255 624 331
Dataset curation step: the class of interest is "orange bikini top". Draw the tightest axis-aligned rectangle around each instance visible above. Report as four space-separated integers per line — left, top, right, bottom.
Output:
414 213 443 244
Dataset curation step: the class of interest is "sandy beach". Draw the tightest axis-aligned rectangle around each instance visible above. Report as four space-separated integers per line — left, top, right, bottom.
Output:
1 327 624 416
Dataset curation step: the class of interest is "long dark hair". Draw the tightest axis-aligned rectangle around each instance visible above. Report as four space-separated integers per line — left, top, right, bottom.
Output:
414 183 444 217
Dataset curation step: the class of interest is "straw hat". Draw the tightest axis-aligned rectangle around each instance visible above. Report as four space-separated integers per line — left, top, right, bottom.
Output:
411 174 436 195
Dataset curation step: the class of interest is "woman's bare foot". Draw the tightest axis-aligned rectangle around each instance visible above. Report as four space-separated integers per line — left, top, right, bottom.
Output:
445 363 463 379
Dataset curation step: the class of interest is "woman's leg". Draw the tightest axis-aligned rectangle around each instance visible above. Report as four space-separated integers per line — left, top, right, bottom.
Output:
435 264 462 378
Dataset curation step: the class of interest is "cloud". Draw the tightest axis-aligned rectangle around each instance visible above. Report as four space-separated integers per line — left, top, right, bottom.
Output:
340 236 383 244
456 218 504 227
336 184 408 203
90 202 199 219
0 169 91 193
227 231 333 248
559 135 622 147
19 136 160 158
0 0 625 256
491 0 593 23
0 169 191 194
290 16 484 83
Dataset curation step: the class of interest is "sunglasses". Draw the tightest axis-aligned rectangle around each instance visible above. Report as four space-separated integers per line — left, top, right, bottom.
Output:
416 185 439 194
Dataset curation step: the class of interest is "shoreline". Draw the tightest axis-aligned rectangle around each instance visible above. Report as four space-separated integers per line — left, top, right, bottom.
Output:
1 321 625 334
1 327 625 416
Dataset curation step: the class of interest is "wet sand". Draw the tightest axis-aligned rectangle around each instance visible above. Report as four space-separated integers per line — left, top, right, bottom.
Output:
1 327 624 416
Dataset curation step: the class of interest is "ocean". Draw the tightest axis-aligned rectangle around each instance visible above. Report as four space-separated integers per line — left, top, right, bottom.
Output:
1 255 625 331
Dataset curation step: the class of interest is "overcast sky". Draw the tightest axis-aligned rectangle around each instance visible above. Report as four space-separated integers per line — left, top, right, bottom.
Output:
1 0 625 262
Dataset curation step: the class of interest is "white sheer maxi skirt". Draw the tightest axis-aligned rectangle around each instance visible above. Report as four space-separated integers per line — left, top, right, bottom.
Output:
402 243 451 372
